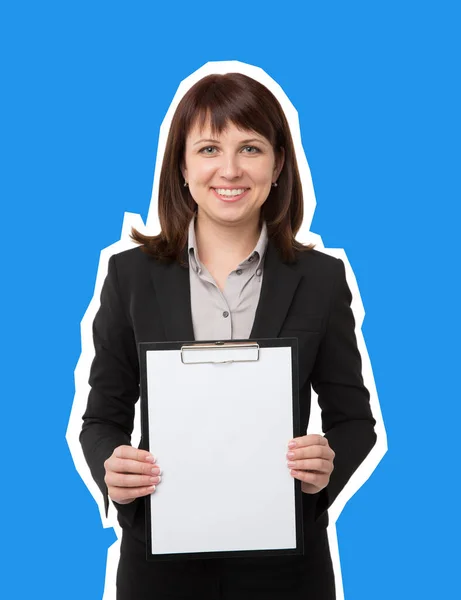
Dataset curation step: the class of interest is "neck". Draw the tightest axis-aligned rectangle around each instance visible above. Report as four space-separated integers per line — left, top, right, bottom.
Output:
194 210 261 268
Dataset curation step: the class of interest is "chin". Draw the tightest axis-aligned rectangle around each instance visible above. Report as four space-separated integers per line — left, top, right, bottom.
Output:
217 211 260 227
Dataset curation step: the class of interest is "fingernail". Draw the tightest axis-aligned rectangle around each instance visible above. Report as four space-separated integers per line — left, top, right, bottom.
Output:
287 452 295 459
151 467 161 475
149 477 157 483
287 461 296 467
146 454 156 463
156 476 162 483
288 441 296 448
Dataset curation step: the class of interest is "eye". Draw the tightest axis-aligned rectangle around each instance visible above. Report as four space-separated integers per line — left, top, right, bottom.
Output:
242 146 261 154
199 146 217 155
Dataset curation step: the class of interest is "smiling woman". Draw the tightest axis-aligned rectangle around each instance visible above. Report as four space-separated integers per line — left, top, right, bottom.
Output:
130 72 306 264
80 71 377 600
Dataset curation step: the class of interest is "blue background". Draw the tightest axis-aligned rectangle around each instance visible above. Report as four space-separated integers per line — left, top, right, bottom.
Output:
2 1 459 598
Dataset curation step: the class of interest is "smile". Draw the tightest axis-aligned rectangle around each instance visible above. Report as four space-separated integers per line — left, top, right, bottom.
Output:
211 188 250 202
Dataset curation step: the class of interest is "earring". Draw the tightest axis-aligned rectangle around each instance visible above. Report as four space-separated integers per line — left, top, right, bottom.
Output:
272 182 278 188
184 181 189 187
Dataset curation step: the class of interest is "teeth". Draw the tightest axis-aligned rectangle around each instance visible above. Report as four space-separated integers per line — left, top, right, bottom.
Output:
214 188 247 196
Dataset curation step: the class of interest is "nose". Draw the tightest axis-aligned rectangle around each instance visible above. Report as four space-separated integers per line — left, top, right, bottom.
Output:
218 152 243 180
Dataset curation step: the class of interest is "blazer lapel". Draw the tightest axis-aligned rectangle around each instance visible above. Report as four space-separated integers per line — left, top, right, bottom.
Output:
250 241 303 339
149 250 195 342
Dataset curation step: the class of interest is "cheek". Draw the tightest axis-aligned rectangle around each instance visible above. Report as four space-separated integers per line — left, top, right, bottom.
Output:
189 161 215 184
251 160 275 184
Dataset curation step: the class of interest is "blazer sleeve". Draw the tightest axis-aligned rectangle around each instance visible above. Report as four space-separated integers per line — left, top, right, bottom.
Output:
80 254 141 524
311 258 377 517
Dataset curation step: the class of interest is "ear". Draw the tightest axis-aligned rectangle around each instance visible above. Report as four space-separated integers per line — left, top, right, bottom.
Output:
181 163 188 181
273 147 285 182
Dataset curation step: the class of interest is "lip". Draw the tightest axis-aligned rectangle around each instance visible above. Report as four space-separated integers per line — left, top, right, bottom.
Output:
211 188 250 203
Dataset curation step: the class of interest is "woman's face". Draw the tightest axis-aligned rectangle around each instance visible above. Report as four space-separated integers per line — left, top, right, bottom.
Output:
182 119 284 228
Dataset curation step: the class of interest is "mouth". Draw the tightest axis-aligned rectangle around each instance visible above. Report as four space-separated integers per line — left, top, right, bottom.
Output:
211 187 250 202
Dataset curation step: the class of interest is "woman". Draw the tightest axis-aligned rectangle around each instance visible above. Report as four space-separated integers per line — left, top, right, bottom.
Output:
80 72 376 599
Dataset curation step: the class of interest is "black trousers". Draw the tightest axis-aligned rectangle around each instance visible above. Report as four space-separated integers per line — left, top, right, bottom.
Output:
117 529 336 600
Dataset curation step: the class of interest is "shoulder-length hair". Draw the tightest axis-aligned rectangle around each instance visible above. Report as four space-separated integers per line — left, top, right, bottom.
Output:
132 72 312 263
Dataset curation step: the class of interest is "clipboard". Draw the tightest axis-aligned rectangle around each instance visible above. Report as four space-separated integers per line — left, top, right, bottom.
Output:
139 338 304 561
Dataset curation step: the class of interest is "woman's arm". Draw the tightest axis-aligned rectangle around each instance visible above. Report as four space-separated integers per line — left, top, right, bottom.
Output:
310 258 377 515
80 254 141 518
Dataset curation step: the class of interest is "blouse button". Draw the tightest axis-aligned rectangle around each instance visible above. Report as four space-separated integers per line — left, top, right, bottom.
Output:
236 269 243 275
256 268 262 276
223 311 229 318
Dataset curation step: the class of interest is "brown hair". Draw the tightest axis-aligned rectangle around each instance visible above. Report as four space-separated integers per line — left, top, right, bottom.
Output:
131 72 313 263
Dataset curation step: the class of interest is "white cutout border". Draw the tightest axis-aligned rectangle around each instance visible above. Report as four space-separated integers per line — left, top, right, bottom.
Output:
66 60 387 600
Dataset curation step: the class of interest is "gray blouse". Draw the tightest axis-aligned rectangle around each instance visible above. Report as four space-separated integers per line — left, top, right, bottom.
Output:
188 217 269 341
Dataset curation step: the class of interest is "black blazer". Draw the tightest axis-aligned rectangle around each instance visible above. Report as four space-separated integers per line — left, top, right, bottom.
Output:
80 240 376 542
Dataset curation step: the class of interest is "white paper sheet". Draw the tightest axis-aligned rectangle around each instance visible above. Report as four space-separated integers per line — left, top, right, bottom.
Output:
146 345 296 556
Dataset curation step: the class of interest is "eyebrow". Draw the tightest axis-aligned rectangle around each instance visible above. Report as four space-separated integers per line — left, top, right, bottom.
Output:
192 137 269 147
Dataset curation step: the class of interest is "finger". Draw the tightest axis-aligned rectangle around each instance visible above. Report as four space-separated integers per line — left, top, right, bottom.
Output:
301 482 319 494
287 445 334 461
109 457 162 476
105 472 162 488
290 469 328 488
286 458 334 474
114 445 156 463
290 434 328 448
109 484 157 503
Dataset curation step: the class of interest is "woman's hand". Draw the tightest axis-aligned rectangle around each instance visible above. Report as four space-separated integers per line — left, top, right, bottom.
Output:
104 445 162 505
286 434 335 494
